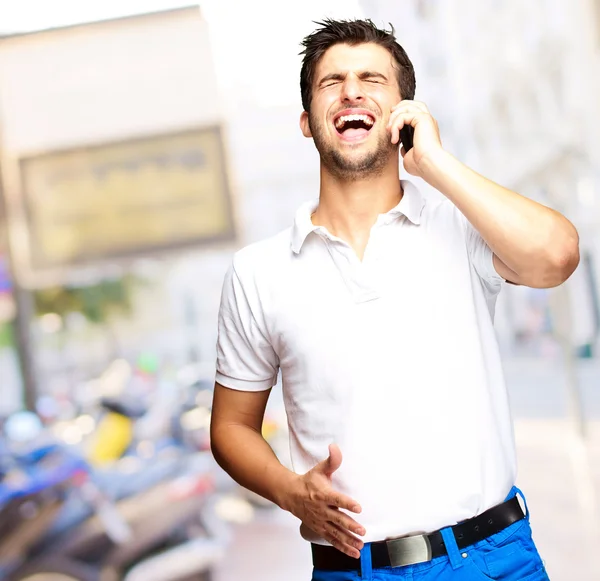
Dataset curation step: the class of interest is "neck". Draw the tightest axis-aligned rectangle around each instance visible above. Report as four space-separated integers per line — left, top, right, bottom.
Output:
312 157 403 246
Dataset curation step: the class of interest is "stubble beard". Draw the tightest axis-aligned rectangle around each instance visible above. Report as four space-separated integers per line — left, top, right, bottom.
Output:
309 113 398 181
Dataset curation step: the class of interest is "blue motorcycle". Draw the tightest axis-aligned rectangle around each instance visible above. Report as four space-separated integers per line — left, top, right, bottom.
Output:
0 438 98 580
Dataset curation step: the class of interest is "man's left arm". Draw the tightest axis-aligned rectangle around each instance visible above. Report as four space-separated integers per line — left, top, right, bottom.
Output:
389 101 580 288
422 151 579 288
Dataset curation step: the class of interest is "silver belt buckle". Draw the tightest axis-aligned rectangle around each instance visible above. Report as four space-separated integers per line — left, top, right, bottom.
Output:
386 534 432 568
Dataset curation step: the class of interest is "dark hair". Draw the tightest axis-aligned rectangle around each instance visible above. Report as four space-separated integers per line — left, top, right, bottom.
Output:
299 18 416 112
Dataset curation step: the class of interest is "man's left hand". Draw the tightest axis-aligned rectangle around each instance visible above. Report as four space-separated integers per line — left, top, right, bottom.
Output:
387 100 444 178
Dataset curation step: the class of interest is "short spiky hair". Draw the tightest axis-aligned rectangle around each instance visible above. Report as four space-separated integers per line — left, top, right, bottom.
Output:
300 18 416 112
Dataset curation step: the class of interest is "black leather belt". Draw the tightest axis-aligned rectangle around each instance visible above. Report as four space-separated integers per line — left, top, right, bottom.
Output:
312 495 524 571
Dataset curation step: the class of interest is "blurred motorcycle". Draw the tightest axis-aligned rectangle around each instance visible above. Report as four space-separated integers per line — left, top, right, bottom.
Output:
1 410 252 581
0 430 93 580
17 455 221 581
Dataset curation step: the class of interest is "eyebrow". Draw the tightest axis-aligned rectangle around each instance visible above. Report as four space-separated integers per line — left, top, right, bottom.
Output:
318 70 389 86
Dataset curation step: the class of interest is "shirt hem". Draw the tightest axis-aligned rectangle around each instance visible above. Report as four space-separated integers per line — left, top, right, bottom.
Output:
215 371 277 391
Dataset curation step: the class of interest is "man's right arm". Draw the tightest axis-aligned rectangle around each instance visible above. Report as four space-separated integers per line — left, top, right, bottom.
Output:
210 382 366 558
210 382 298 509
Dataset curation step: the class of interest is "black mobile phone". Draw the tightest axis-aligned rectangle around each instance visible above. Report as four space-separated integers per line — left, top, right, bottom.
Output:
399 125 414 152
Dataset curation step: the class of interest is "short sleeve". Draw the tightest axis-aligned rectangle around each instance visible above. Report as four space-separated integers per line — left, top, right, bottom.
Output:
215 261 279 391
459 212 504 297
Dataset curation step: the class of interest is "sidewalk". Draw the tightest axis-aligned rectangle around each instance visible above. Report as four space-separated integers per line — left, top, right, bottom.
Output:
514 418 600 581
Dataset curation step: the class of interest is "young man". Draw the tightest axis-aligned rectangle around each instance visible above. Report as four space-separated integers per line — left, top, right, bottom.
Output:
211 19 578 580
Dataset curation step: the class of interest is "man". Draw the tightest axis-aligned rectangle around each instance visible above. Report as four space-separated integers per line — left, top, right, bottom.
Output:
211 18 578 580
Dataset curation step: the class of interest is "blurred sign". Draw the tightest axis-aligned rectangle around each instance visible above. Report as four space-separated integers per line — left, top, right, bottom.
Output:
19 127 235 269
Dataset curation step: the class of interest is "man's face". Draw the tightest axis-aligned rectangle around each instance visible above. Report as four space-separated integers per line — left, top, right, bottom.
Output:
300 42 402 179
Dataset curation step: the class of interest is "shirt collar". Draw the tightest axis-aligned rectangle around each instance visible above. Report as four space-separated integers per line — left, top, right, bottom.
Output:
290 179 426 255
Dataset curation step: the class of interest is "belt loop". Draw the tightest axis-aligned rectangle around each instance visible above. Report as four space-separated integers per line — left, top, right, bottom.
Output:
440 527 465 571
512 485 530 522
360 542 373 580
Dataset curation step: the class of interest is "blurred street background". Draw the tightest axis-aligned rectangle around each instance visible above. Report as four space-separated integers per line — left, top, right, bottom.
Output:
0 1 599 580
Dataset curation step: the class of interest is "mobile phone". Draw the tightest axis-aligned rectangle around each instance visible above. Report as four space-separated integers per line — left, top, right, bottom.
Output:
399 125 414 152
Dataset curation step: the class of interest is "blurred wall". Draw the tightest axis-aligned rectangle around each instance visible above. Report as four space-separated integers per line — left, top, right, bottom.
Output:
0 6 225 290
0 7 220 153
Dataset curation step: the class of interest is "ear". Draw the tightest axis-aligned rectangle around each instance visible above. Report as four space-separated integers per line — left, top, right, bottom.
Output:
299 111 312 138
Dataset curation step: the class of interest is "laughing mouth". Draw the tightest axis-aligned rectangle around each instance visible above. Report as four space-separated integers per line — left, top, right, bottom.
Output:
334 113 375 135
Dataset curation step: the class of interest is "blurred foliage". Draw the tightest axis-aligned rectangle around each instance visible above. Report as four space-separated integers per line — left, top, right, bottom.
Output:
33 276 138 324
0 322 14 349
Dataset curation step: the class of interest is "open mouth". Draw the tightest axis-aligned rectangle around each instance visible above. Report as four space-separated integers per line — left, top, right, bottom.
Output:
333 112 375 140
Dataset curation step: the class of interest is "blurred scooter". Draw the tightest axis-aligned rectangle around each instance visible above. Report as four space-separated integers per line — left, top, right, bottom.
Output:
0 414 96 580
16 453 251 581
2 410 252 581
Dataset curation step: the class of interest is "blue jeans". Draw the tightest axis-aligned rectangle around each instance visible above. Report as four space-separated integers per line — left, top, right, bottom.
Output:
312 487 550 580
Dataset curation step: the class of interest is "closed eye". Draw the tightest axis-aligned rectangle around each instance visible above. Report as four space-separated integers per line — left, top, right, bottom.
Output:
360 72 388 84
318 71 388 88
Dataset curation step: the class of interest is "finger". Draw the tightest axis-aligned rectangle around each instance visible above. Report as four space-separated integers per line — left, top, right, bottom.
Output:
323 522 364 558
391 99 414 110
389 111 430 144
402 100 428 113
325 490 362 513
319 443 342 477
390 114 417 144
413 100 429 112
327 507 366 536
387 110 416 134
391 100 428 113
387 107 403 128
387 106 421 129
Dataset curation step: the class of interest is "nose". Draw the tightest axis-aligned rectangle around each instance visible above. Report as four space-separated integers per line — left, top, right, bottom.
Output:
340 75 364 103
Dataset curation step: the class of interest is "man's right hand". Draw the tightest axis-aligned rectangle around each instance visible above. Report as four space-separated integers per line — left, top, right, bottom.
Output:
284 444 366 558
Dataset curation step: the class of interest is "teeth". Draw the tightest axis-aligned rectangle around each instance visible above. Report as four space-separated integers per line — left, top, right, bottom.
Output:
334 114 374 128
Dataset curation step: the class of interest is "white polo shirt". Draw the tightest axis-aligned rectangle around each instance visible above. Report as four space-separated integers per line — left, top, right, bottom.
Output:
216 180 517 544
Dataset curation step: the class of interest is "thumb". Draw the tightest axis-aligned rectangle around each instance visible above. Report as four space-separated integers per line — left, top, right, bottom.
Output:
318 443 343 478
